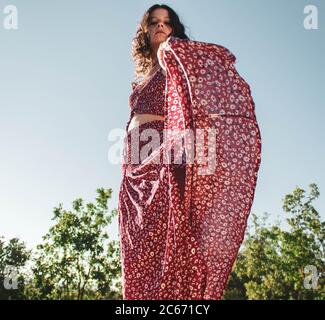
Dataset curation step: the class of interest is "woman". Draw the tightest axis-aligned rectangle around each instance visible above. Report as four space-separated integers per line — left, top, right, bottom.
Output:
118 4 262 300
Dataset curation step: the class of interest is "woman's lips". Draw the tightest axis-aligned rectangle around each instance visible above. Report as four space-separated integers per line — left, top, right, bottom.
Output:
156 31 166 35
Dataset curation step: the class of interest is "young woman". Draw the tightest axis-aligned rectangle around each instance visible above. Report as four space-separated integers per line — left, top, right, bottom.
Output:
118 4 262 300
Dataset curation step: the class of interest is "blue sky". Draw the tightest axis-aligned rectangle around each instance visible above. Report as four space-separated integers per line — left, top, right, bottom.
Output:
0 0 324 249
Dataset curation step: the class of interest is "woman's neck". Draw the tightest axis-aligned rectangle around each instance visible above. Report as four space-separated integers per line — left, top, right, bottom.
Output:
147 63 160 76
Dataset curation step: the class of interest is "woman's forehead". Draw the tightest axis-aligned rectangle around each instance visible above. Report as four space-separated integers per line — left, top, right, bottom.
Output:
150 8 169 19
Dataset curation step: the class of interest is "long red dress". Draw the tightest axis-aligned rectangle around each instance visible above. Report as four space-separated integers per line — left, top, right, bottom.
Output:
118 36 262 300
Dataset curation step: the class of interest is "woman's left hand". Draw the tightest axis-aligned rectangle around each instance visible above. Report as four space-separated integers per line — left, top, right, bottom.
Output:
157 37 171 72
157 43 166 71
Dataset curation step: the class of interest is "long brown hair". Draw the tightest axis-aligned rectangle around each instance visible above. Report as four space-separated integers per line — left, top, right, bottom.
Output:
131 4 190 86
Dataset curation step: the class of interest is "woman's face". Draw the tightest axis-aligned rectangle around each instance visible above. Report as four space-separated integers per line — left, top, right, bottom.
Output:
147 8 173 48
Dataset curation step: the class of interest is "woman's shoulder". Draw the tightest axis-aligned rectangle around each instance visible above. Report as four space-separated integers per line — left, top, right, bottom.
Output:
131 66 163 91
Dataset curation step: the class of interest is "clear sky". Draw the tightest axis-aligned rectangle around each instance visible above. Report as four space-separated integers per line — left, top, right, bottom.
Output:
0 0 324 249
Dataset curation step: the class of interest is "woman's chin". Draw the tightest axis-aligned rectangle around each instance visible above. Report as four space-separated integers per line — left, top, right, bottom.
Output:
156 33 167 40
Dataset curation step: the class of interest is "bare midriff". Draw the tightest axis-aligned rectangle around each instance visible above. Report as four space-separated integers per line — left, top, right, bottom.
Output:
127 112 165 132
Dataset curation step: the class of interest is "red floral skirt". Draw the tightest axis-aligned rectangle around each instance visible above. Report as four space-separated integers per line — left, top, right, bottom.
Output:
118 120 191 299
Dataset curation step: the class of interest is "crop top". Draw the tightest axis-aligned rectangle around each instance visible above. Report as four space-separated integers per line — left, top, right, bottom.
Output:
127 66 187 170
129 67 166 117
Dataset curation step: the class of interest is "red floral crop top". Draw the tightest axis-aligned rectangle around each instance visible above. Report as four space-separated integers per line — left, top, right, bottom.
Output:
129 67 166 117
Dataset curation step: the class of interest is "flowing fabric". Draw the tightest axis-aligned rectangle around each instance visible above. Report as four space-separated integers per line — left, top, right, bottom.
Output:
118 36 262 300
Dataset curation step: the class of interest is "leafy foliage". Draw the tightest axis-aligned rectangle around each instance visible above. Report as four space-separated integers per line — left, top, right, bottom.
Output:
25 188 122 299
1 184 323 300
224 183 324 300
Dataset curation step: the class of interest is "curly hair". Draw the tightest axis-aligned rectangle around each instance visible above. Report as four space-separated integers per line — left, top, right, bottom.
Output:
131 4 190 87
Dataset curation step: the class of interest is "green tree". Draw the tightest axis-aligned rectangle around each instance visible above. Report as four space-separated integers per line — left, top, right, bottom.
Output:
225 183 324 300
25 188 122 299
0 236 31 300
